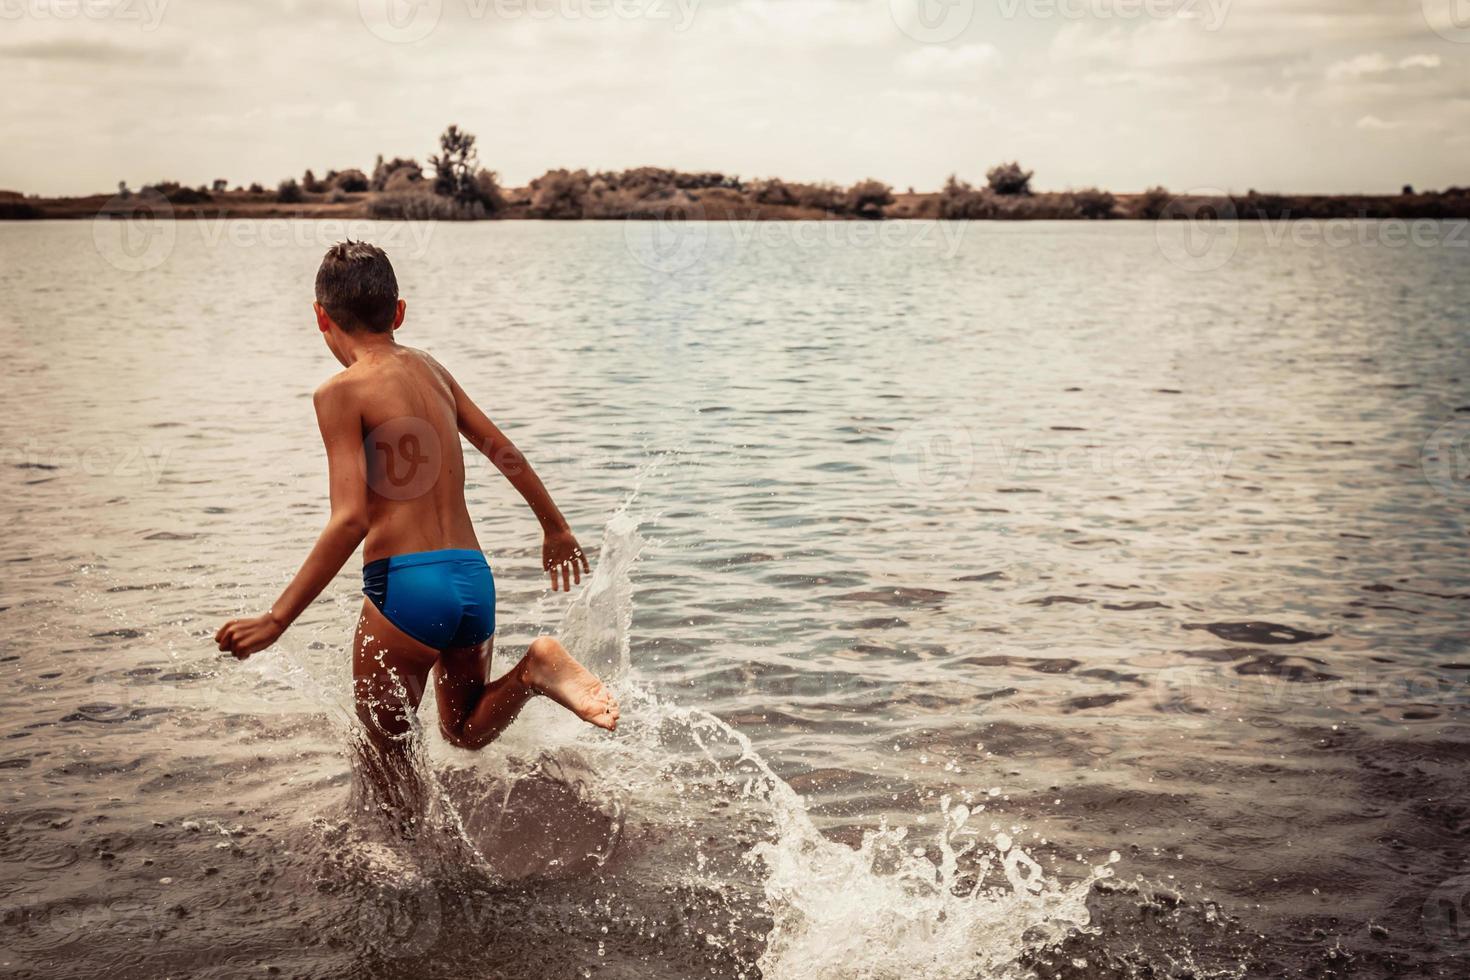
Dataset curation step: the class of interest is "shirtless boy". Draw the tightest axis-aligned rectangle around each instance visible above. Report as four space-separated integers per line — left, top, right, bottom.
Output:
215 241 618 770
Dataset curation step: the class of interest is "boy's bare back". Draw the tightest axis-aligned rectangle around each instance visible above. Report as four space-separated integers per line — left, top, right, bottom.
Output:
322 345 480 564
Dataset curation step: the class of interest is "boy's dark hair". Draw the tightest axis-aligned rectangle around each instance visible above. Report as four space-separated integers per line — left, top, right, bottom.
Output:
315 241 398 333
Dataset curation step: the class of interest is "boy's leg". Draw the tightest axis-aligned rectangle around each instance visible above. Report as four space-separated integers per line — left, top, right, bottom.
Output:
352 599 438 817
434 635 620 750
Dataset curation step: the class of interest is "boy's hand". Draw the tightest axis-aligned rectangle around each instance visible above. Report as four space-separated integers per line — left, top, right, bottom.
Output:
215 613 286 659
543 528 590 591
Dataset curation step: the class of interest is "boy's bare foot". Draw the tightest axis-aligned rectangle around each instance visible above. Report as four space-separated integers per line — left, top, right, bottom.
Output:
519 637 620 731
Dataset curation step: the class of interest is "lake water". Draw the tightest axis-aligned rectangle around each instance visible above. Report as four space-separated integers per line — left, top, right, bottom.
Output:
2 218 1468 979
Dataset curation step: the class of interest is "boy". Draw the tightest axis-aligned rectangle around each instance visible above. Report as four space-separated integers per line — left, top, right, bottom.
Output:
216 241 618 770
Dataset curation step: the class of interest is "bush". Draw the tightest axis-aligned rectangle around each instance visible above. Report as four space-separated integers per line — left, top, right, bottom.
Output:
366 190 485 220
277 178 303 204
331 169 370 193
1136 185 1171 219
750 178 797 207
474 169 505 213
383 168 423 193
372 156 423 191
846 179 893 218
528 168 590 219
938 175 995 219
791 181 844 213
301 169 325 193
327 188 348 204
247 182 265 194
1073 187 1116 219
986 161 1033 196
144 182 211 204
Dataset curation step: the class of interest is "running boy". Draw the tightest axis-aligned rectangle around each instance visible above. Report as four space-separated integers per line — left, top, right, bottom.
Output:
216 241 618 762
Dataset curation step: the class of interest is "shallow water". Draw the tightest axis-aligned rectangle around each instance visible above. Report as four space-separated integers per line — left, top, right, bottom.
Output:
2 219 1468 979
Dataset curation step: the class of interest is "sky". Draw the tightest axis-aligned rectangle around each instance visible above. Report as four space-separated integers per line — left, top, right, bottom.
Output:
2 0 1467 195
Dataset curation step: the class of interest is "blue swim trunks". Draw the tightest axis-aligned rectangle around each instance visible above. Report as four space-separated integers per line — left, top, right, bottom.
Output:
361 548 495 650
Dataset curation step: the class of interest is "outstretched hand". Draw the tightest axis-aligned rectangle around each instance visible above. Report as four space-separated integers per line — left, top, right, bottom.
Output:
215 613 285 660
543 527 590 591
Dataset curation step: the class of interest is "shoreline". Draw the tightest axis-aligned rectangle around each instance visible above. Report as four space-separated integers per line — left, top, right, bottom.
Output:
7 188 1470 222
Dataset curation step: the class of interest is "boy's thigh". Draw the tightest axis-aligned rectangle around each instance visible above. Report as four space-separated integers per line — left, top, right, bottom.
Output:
430 639 495 737
352 598 438 739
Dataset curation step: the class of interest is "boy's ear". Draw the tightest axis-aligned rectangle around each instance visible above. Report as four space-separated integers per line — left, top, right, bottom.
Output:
313 302 334 334
392 299 406 332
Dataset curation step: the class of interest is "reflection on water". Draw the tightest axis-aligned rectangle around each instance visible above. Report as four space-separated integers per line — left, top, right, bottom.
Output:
1 220 1467 979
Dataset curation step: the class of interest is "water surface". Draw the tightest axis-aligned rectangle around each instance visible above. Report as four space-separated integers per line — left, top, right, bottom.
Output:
2 219 1468 979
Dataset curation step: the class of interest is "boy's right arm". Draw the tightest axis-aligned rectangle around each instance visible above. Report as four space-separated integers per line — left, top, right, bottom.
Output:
216 378 369 658
445 372 590 591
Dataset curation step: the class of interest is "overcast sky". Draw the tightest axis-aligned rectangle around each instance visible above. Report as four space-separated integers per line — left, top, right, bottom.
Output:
3 0 1467 195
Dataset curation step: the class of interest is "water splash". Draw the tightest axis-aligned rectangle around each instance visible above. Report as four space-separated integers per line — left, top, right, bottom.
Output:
271 485 1112 976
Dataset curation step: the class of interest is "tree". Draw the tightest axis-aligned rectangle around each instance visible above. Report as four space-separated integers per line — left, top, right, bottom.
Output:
212 179 228 193
938 174 993 219
847 179 894 219
1137 185 1171 219
331 169 370 192
529 168 590 219
1072 188 1116 219
277 178 303 204
986 161 1033 196
429 125 482 205
302 169 325 193
372 156 423 191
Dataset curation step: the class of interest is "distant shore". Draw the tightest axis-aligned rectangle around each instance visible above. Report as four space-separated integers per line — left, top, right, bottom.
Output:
9 125 1470 223
7 186 1470 222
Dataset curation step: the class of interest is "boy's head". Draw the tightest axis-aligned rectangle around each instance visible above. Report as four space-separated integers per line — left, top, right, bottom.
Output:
314 241 402 335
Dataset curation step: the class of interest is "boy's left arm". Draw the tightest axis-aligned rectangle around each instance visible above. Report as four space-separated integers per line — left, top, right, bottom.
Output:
216 380 370 659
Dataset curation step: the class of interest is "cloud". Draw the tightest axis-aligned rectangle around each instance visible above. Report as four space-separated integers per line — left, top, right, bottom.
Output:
896 43 996 79
0 38 157 64
1326 52 1441 81
1355 114 1402 130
